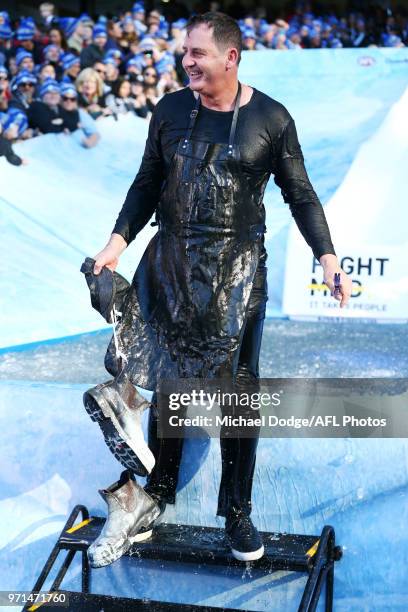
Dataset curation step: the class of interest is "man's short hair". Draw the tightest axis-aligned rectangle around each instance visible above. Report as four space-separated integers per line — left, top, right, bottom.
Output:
186 12 242 64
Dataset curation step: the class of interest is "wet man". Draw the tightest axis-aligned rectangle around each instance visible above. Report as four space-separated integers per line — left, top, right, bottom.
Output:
84 12 352 567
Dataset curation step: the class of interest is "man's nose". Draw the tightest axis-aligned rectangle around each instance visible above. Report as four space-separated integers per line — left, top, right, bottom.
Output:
183 53 195 68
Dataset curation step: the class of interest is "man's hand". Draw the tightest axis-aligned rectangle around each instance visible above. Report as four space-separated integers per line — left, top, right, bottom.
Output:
93 233 127 275
319 254 352 308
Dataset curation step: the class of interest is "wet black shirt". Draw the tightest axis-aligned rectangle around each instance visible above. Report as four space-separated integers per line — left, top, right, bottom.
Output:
113 86 336 260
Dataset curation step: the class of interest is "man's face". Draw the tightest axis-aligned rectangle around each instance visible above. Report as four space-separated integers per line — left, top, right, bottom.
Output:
105 63 118 80
94 62 106 80
20 40 34 50
182 24 232 94
61 93 77 111
18 82 35 101
43 90 60 107
94 35 107 49
41 64 55 80
67 62 80 77
20 57 35 72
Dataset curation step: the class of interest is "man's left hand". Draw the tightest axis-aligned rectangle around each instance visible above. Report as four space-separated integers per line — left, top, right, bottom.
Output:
319 254 352 308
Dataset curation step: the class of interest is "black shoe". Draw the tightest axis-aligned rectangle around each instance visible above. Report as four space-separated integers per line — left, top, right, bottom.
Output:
225 510 264 561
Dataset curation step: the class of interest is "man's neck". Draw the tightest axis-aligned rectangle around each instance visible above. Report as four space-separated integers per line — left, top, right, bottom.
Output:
199 81 240 112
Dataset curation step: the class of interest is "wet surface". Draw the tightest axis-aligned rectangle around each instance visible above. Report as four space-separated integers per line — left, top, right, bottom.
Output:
1 319 407 383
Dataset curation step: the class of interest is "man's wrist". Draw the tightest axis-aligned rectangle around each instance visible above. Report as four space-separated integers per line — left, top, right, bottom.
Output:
319 253 338 267
108 233 128 254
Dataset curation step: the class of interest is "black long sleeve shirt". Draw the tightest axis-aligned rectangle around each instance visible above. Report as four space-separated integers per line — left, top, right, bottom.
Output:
113 86 336 261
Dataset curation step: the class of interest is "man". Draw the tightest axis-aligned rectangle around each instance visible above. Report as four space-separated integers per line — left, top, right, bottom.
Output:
9 70 36 112
85 12 351 568
80 25 107 69
59 82 100 148
27 78 66 134
61 52 81 83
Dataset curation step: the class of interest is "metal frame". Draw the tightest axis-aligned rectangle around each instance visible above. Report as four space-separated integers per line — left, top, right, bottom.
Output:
23 504 342 612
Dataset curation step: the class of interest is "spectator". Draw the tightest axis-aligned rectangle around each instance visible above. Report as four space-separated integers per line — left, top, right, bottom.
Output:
34 62 56 97
156 68 181 96
351 17 373 47
92 60 109 93
27 78 66 134
129 76 149 118
242 28 265 50
132 2 148 36
47 27 68 52
65 18 84 54
144 84 159 112
15 49 35 74
118 15 138 52
61 52 81 84
75 67 112 120
103 58 120 91
106 19 123 52
0 65 10 111
126 55 145 77
42 44 63 79
38 3 57 32
105 76 136 114
142 65 158 89
59 82 100 148
9 71 36 112
80 25 107 69
0 23 13 67
0 119 26 165
14 20 43 65
1 107 31 141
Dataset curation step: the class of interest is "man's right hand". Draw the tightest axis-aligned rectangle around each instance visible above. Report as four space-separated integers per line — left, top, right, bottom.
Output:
93 233 128 275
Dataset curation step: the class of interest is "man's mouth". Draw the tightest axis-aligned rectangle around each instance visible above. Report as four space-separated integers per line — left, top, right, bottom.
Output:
189 70 203 80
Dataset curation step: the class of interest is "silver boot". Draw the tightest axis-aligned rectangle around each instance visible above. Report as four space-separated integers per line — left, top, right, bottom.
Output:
83 373 155 476
88 474 162 568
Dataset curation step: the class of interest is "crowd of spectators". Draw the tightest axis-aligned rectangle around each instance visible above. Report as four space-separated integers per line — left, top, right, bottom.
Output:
0 1 407 166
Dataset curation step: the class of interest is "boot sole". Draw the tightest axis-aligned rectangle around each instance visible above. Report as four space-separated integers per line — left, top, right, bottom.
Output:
83 392 154 477
230 544 265 562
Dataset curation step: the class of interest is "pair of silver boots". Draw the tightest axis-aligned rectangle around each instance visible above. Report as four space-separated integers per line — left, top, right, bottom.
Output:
83 376 161 568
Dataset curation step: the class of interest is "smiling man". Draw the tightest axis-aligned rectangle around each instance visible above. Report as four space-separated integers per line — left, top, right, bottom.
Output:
86 12 352 568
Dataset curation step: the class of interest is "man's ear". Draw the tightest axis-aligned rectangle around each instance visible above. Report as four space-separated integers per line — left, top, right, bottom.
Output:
226 48 238 69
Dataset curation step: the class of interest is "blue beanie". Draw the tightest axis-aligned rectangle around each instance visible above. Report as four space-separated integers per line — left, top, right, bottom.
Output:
155 57 174 75
43 44 61 58
3 108 28 136
126 54 146 72
132 2 145 14
93 25 107 39
58 17 77 38
242 28 256 40
61 52 80 71
16 49 33 67
11 70 36 90
39 77 60 98
16 20 35 41
60 82 78 97
0 65 8 78
171 19 187 30
0 23 12 39
105 49 122 60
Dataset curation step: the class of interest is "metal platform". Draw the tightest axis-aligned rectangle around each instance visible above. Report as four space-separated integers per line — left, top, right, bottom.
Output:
23 504 342 612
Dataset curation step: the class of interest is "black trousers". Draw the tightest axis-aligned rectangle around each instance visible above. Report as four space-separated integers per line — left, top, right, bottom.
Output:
144 244 268 518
